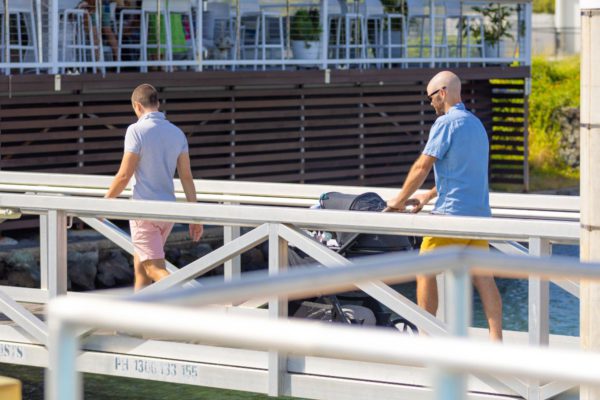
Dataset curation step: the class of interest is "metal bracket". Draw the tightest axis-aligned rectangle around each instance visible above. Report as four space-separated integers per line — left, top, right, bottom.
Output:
581 123 600 130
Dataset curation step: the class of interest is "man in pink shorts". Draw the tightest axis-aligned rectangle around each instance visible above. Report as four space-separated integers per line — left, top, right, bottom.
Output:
105 83 203 290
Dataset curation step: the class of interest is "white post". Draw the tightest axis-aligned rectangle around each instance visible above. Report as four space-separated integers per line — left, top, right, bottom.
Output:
40 214 49 291
321 0 328 70
580 2 600 400
196 0 203 71
268 223 288 397
527 237 551 399
49 0 59 74
3 0 9 75
434 266 470 399
224 225 241 282
524 1 533 66
47 321 81 400
47 210 68 297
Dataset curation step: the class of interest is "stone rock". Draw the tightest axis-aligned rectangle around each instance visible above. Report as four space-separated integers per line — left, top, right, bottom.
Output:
165 247 181 264
178 243 213 268
241 247 266 272
555 107 580 168
7 271 39 288
67 250 98 291
4 251 40 287
96 250 133 288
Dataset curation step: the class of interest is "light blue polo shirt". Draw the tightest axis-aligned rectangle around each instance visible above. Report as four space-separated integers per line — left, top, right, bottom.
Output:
422 103 491 217
124 112 189 201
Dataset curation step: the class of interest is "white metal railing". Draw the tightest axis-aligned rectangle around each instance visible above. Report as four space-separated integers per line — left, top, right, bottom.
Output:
0 171 581 399
47 249 600 400
0 0 532 74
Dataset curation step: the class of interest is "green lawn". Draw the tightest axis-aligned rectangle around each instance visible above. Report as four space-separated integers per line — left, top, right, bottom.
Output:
0 363 299 400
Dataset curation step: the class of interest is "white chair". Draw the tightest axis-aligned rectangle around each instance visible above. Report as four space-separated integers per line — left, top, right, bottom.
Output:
365 0 406 65
59 0 103 73
117 0 172 72
236 1 285 70
0 0 40 73
328 0 367 62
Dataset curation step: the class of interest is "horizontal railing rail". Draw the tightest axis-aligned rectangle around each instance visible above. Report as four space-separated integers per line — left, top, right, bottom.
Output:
47 248 598 400
0 171 580 399
0 171 580 219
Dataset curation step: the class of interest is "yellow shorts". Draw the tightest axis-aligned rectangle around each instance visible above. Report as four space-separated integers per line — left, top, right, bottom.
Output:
419 236 489 255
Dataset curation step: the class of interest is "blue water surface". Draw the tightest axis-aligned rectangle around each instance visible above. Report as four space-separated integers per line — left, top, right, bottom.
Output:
472 244 580 336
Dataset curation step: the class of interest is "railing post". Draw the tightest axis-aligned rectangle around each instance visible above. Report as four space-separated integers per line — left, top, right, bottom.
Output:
224 225 241 282
437 272 446 322
47 210 68 297
528 237 551 400
47 319 81 400
268 223 288 397
320 0 328 71
40 214 49 292
49 0 59 74
434 265 470 400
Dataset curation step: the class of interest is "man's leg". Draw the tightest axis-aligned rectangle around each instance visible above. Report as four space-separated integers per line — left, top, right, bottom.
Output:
472 274 503 341
416 274 438 316
142 258 170 283
133 252 152 291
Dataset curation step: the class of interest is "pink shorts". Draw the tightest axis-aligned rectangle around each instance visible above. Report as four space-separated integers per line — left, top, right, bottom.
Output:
129 220 174 262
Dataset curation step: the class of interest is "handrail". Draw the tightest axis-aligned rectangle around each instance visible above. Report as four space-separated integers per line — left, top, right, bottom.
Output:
0 172 581 400
0 192 579 242
47 248 597 400
0 171 580 219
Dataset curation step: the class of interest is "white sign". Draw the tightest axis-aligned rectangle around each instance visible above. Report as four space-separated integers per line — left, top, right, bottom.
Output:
581 0 600 9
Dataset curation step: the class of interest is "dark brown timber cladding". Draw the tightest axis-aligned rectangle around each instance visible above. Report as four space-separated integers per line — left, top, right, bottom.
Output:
0 67 529 189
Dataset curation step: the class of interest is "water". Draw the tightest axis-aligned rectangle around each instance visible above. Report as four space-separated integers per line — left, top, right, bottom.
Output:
390 245 580 336
473 244 580 336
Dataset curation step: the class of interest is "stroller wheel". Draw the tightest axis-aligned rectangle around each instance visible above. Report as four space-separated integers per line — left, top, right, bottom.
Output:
390 317 419 335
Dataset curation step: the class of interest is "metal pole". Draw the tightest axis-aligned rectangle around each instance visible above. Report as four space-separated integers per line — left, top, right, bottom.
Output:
580 1 600 400
320 0 328 71
4 0 10 74
35 0 43 68
196 0 203 71
49 0 59 74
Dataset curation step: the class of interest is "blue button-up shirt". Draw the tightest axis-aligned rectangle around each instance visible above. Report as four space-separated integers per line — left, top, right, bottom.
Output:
422 103 491 217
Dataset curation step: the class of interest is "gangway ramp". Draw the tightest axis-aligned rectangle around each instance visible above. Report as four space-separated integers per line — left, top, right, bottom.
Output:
0 172 582 399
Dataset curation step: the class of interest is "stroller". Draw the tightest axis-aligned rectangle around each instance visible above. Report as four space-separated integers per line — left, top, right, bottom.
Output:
288 192 418 333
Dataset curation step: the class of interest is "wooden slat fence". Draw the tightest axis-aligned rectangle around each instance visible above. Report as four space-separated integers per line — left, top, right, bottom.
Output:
0 67 529 189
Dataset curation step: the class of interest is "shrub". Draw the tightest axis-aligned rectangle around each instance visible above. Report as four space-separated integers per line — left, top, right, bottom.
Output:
528 56 579 171
533 0 554 14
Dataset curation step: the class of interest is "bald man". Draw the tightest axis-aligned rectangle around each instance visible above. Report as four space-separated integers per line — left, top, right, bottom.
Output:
385 71 503 341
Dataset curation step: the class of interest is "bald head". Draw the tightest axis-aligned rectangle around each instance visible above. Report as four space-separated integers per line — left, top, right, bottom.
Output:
426 71 462 115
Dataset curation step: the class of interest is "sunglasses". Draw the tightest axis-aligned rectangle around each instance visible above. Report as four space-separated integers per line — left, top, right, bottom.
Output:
427 86 446 102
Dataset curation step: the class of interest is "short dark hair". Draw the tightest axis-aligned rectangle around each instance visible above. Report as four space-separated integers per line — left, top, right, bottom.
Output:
131 84 159 108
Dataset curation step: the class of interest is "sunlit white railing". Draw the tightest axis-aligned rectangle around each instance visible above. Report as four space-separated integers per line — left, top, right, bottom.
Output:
47 249 600 400
0 0 532 74
0 171 580 399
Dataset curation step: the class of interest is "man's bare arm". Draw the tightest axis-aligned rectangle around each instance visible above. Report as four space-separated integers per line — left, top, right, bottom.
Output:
386 154 436 211
105 152 139 198
177 152 203 242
